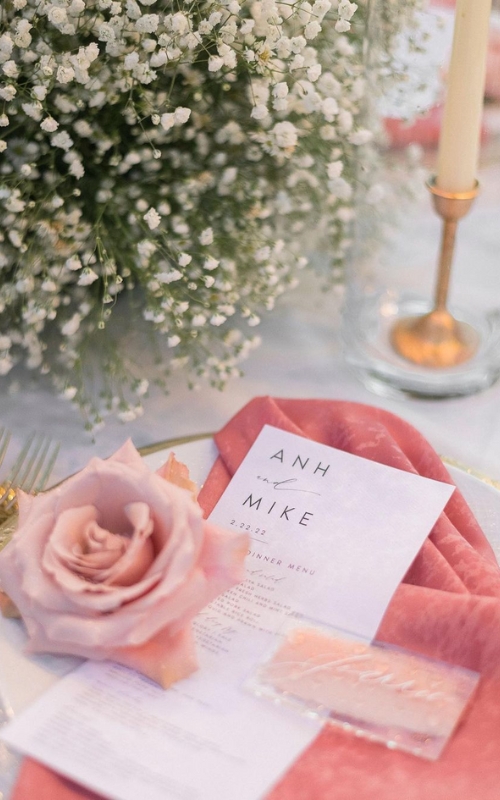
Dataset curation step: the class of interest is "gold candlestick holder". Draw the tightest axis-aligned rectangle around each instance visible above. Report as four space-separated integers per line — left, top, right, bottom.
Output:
391 178 480 368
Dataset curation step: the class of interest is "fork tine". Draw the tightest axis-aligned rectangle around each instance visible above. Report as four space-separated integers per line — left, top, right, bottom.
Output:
33 440 59 493
0 427 11 471
14 434 45 495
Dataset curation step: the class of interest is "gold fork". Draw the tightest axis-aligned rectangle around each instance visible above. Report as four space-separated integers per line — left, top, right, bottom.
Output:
0 433 59 519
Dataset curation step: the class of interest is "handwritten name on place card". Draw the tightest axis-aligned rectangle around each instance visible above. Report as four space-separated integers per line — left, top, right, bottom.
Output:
250 626 480 760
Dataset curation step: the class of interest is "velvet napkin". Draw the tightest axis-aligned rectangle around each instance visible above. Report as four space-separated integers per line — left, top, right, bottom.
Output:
10 397 500 800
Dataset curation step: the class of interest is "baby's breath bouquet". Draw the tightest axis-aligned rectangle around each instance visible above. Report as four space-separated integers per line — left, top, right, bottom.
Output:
0 0 415 426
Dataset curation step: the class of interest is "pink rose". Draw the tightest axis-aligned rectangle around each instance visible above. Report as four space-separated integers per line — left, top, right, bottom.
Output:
0 441 248 687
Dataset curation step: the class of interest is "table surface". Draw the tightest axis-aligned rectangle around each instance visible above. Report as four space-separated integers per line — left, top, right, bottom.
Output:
0 151 499 488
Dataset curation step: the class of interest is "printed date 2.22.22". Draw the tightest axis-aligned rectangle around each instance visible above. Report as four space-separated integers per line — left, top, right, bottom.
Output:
230 520 266 537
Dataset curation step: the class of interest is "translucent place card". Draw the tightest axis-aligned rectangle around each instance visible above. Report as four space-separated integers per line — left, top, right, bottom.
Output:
246 619 480 761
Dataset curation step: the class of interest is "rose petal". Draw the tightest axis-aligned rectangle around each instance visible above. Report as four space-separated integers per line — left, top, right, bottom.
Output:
43 503 156 596
111 623 199 688
108 439 147 470
156 452 198 500
17 490 36 527
23 606 200 689
102 503 155 587
198 523 249 595
0 589 20 618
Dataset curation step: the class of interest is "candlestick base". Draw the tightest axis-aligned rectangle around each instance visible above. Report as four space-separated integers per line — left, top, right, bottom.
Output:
390 308 480 368
343 294 500 400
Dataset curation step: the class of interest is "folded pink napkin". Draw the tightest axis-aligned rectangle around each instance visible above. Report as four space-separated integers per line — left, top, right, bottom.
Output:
11 398 500 800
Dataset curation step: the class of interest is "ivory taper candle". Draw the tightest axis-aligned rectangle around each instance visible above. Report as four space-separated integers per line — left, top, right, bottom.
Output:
436 0 492 193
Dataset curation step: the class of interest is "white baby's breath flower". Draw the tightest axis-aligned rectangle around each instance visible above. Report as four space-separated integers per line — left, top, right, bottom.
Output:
312 0 331 19
335 19 351 32
97 22 115 41
40 116 59 132
14 20 32 48
73 120 93 137
5 194 25 213
210 314 226 326
61 314 82 336
322 97 339 121
208 55 224 72
167 335 181 347
271 121 298 150
327 160 343 179
48 6 68 26
178 253 192 267
135 14 160 33
160 113 175 131
135 379 149 396
170 12 190 34
32 86 48 101
338 0 358 20
174 107 191 124
85 43 99 62
144 207 161 229
349 129 373 145
21 102 42 120
56 66 75 84
199 228 214 245
69 0 86 13
78 268 99 286
65 255 83 271
51 131 74 150
240 19 254 34
307 64 322 81
251 104 268 120
68 158 85 179
157 270 182 283
273 82 288 99
304 20 322 39
2 61 19 79
0 85 16 101
118 408 137 423
337 108 353 133
0 140 6 153
8 231 22 248
124 51 140 70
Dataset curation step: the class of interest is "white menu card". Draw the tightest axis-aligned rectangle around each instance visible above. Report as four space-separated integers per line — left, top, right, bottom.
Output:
1 426 454 800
